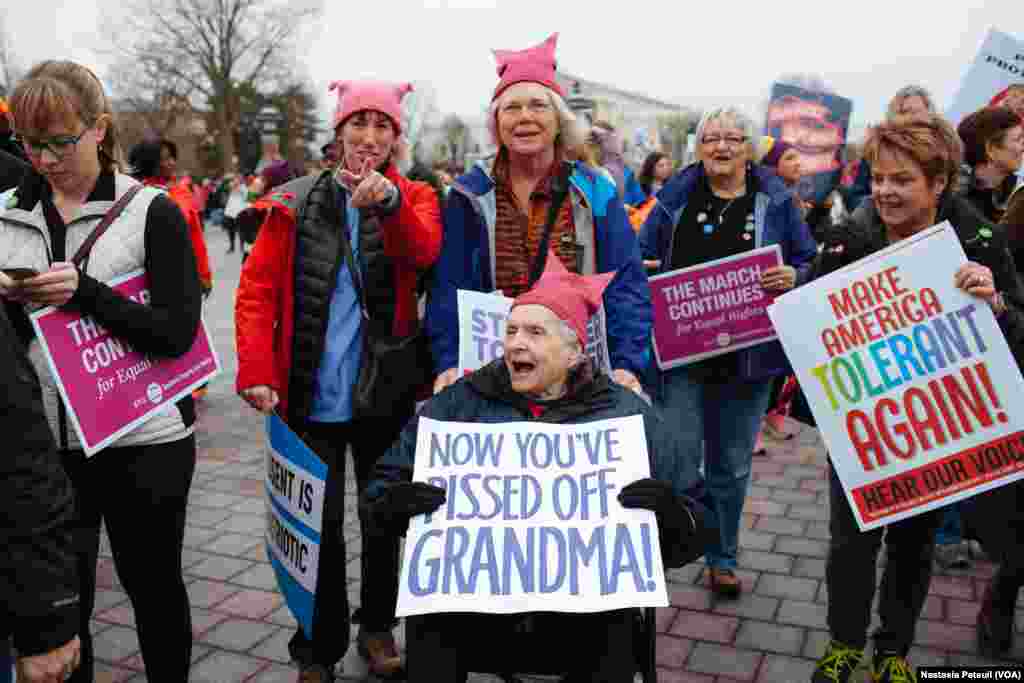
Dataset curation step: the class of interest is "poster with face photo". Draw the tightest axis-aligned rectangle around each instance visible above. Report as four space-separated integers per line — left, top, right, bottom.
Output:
765 83 853 204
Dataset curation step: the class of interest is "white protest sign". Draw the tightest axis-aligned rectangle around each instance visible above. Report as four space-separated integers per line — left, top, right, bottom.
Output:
265 414 327 639
456 289 611 376
768 223 1024 531
396 416 668 616
946 28 1024 125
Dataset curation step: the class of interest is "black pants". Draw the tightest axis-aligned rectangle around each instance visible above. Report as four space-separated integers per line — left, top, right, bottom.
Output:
288 414 409 668
405 611 637 682
223 216 237 250
825 465 939 654
62 436 196 683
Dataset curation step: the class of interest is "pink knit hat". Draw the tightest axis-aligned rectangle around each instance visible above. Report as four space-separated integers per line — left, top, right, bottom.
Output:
492 33 564 101
512 250 613 347
329 80 413 133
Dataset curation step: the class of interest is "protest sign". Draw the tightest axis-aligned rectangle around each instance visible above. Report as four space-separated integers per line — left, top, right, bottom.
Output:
765 83 853 204
29 269 220 456
456 289 611 375
768 223 1024 531
396 416 668 616
265 413 327 640
649 245 782 370
946 28 1024 126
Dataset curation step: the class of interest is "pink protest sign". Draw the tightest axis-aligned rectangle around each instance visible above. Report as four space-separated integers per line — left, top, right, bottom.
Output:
649 246 782 370
30 269 220 456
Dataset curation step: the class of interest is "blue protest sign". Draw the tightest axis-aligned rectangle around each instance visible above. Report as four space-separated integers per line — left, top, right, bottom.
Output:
265 414 328 640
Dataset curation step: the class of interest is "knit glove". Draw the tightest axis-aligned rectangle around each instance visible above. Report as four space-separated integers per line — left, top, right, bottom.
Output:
362 482 446 537
618 478 711 568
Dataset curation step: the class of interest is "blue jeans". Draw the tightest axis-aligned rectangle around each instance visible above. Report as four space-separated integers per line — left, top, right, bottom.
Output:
934 503 963 546
660 368 773 569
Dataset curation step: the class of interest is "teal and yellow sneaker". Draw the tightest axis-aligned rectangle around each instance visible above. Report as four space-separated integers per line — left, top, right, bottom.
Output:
872 652 917 682
811 640 864 683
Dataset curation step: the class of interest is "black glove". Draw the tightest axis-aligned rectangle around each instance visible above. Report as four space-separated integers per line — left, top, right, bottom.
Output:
363 481 446 537
618 478 710 568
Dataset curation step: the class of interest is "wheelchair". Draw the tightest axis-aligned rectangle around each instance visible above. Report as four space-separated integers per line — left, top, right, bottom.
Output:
470 607 658 683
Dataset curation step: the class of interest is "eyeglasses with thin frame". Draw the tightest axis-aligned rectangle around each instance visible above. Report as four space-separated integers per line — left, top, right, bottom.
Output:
13 124 93 159
499 99 553 118
700 135 747 147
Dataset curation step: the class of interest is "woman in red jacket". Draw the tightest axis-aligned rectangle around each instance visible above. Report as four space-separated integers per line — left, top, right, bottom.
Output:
235 80 441 683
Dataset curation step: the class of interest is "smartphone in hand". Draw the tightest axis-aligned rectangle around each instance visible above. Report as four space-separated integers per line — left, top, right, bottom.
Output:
1 267 40 281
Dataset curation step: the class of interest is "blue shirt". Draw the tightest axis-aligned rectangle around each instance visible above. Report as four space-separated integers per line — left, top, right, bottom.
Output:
309 191 364 423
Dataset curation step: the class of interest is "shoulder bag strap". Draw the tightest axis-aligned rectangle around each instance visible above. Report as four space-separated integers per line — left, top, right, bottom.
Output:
71 184 144 269
527 161 573 287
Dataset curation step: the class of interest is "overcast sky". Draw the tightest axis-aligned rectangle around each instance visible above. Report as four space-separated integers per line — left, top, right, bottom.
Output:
5 0 1022 144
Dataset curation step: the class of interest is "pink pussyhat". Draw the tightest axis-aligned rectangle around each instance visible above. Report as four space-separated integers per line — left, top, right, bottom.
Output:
328 80 413 134
492 33 564 101
512 250 614 347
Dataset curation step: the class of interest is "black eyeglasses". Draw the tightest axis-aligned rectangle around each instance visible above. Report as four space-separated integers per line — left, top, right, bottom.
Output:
13 125 93 159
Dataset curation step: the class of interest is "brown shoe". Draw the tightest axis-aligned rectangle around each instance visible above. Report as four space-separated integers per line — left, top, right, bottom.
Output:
708 568 742 599
296 664 333 683
357 630 405 679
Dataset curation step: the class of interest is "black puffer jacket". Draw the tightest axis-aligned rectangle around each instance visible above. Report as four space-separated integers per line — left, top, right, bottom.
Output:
284 172 402 425
366 360 714 568
0 304 79 655
814 195 1024 371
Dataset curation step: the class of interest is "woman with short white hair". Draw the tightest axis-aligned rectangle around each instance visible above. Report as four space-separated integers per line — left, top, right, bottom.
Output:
427 33 652 397
847 85 938 210
640 105 817 598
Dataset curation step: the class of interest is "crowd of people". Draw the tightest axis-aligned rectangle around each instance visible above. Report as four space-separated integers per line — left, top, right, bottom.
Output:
0 29 1023 683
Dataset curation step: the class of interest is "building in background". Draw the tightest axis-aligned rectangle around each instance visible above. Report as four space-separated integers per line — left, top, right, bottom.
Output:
556 70 694 166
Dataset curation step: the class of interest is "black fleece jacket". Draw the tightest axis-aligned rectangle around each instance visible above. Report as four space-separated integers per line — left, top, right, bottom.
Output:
0 303 80 655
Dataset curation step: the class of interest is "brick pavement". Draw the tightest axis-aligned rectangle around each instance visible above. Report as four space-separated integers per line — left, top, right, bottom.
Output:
87 228 1022 682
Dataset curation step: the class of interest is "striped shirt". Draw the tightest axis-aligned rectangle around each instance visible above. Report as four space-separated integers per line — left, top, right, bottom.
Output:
492 153 580 297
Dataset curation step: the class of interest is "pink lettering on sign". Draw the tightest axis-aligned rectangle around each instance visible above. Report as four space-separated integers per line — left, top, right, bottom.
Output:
31 270 220 456
648 246 783 370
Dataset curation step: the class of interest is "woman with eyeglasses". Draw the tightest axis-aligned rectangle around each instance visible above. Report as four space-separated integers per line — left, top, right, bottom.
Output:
428 33 652 398
0 60 201 682
639 106 817 598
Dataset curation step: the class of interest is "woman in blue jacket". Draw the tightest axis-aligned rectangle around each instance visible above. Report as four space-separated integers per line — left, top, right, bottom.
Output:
427 32 652 396
640 106 817 597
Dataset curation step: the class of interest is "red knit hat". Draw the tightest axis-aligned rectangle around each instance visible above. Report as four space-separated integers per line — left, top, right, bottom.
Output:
511 251 613 347
329 80 413 134
492 33 564 101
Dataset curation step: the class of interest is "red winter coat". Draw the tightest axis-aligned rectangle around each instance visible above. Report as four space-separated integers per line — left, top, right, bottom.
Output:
234 165 442 419
144 176 213 291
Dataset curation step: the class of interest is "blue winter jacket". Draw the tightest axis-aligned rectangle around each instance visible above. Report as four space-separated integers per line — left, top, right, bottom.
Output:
639 163 818 381
426 158 653 376
622 167 646 207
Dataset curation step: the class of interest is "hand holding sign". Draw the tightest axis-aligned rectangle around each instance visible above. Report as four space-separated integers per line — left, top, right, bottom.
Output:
241 385 280 414
618 478 707 569
364 481 447 536
338 157 396 209
433 367 461 395
760 265 797 292
955 262 1003 314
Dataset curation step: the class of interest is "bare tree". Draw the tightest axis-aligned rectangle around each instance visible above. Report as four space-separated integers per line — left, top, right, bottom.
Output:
0 11 22 98
658 110 700 166
402 81 441 163
441 113 468 167
102 0 322 173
